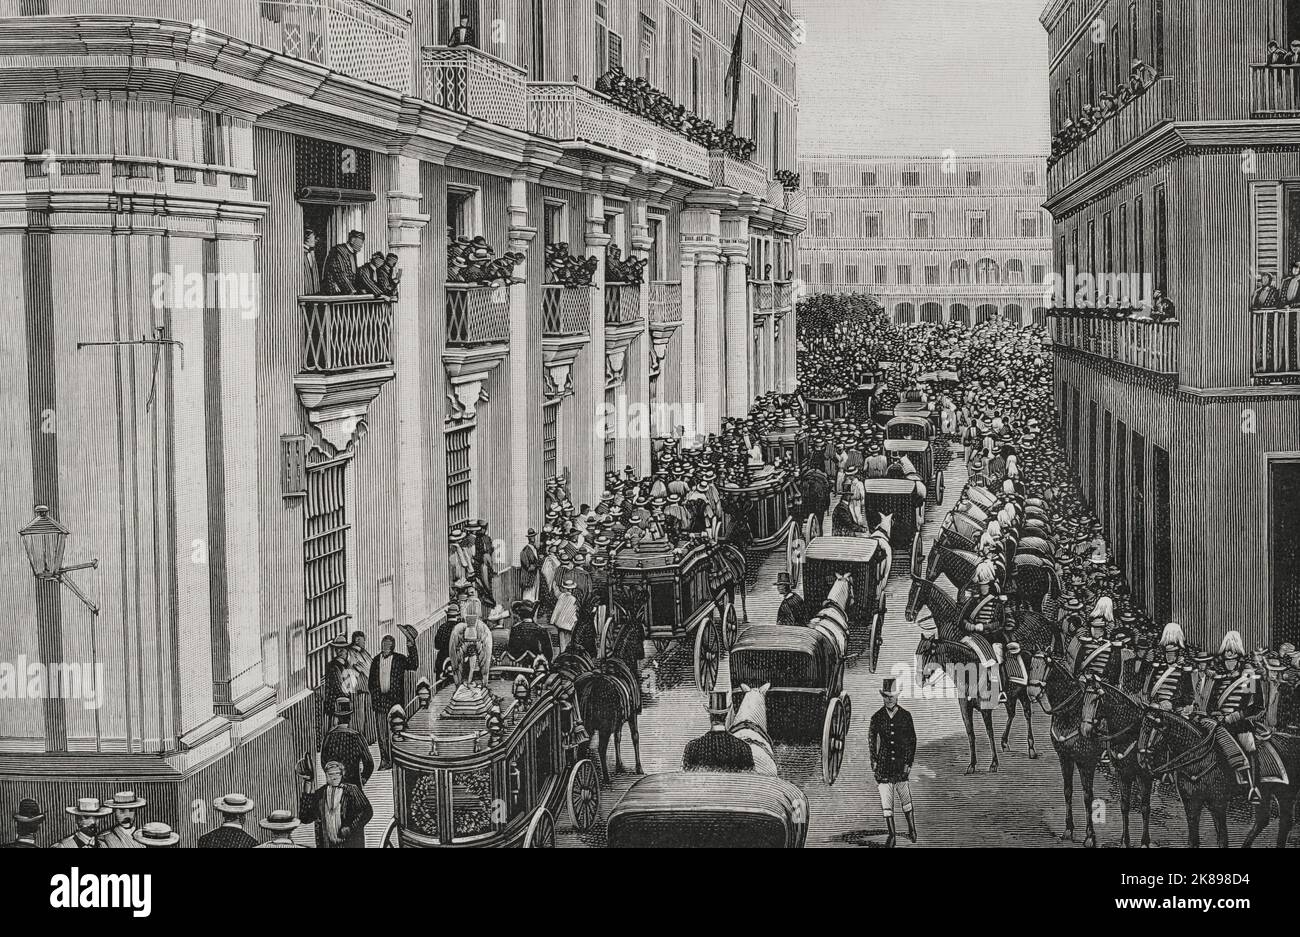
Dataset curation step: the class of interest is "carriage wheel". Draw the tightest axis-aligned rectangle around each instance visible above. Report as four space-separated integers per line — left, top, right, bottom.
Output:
935 469 945 505
693 617 721 694
808 511 823 541
868 611 883 673
787 525 802 591
524 807 556 848
381 816 399 848
566 759 600 833
822 693 851 785
911 533 923 573
720 600 740 651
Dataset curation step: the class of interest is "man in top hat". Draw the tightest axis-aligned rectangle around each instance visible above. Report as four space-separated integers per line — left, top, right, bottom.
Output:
870 678 917 847
321 696 374 789
100 790 147 848
775 571 808 628
197 794 258 848
4 798 45 847
255 809 307 848
519 529 541 604
54 797 112 848
368 623 421 770
316 633 355 749
551 573 580 651
506 599 554 662
132 822 180 848
299 760 372 849
683 655 754 772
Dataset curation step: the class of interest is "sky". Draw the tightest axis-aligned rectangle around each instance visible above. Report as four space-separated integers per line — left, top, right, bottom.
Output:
794 0 1051 156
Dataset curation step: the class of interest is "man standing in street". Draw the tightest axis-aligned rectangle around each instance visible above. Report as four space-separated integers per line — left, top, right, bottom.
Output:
368 624 420 771
519 528 541 603
100 791 146 848
197 794 258 848
299 760 373 849
775 571 807 627
320 696 374 789
3 799 45 847
869 678 917 847
54 797 111 848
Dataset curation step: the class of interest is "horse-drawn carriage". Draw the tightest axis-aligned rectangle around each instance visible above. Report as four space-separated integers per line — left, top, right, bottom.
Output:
381 669 600 848
884 438 945 505
606 772 809 847
722 469 795 553
803 393 849 423
803 535 890 670
860 478 925 574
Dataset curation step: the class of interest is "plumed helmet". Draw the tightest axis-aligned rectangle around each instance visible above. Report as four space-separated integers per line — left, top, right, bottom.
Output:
1159 622 1186 648
1219 630 1245 657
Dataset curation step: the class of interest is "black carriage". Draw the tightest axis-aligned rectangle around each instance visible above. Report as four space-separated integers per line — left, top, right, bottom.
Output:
606 772 809 848
759 409 807 469
803 393 849 423
803 534 890 671
722 469 795 553
884 437 944 505
860 478 925 573
382 671 600 848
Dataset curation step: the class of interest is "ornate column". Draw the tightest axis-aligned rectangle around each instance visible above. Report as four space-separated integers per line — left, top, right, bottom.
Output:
580 190 610 503
507 175 537 559
386 154 432 627
628 198 653 473
678 245 698 440
683 208 722 438
721 215 751 419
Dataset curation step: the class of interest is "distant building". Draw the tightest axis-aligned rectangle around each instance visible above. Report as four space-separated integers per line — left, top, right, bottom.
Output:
797 155 1053 326
1041 0 1300 648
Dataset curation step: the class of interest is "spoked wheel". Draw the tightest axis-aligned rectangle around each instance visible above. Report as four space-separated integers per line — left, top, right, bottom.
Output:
694 617 721 694
787 525 804 591
720 599 739 651
381 816 399 848
822 693 851 785
524 807 556 848
868 610 883 673
566 759 600 833
911 533 924 574
807 511 823 541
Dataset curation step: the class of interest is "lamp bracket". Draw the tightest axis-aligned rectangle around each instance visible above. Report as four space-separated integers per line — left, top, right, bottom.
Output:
77 326 185 412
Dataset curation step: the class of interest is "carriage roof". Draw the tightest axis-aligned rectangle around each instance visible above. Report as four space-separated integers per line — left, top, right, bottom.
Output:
606 772 808 848
732 622 838 661
884 439 928 452
804 535 880 564
609 538 712 573
861 478 922 497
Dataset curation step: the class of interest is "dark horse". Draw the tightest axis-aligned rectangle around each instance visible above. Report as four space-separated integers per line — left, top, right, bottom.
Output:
1080 677 1154 848
1137 706 1300 848
795 463 831 539
1026 651 1100 847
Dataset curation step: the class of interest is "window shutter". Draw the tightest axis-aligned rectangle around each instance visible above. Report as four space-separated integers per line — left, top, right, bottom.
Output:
1252 181 1284 280
609 31 623 69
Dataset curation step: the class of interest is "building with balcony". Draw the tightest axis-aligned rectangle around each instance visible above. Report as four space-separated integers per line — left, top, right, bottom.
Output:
1041 0 1300 651
0 0 803 841
797 154 1053 326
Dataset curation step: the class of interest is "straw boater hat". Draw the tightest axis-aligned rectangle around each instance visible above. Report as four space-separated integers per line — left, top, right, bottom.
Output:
708 654 733 716
213 793 256 816
66 797 112 818
132 822 180 847
258 809 301 834
109 790 146 810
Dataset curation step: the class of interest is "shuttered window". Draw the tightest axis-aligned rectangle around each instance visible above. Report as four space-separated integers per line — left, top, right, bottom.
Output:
543 400 559 480
604 389 617 474
304 461 349 689
1251 182 1284 281
446 426 473 528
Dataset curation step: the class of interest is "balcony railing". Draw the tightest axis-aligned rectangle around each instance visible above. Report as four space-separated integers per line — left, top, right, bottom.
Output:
301 295 395 372
1049 77 1172 190
1250 64 1300 118
649 281 682 323
421 45 527 130
709 152 768 199
446 284 509 346
604 283 642 325
527 83 711 182
1252 307 1300 380
542 284 593 336
783 189 807 220
749 281 776 314
775 281 795 314
258 0 412 94
1049 313 1179 376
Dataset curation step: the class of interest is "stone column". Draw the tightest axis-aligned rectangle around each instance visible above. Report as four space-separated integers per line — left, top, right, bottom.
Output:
579 191 610 504
682 208 722 439
678 245 698 441
386 154 432 627
507 175 537 560
629 198 653 473
722 232 751 419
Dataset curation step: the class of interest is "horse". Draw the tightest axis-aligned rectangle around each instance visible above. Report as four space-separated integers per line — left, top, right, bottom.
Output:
1079 677 1154 848
1137 706 1300 848
1026 651 1101 846
728 682 779 776
795 464 831 539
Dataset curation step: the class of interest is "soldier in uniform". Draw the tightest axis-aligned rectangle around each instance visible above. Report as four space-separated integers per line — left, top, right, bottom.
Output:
1201 631 1264 804
869 678 917 847
775 571 807 627
1072 607 1122 683
1142 622 1194 714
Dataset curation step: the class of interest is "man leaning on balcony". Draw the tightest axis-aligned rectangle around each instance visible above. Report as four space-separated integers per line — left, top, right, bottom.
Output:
322 230 366 296
1253 272 1283 310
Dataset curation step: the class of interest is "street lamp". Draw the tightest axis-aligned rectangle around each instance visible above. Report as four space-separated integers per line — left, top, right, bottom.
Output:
18 505 99 615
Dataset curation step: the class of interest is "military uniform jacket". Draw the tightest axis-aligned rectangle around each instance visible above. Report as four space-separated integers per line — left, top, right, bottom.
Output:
1207 666 1261 722
869 706 916 784
1144 661 1194 709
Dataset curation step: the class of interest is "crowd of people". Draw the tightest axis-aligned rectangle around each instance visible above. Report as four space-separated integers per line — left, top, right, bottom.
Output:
1047 58 1159 168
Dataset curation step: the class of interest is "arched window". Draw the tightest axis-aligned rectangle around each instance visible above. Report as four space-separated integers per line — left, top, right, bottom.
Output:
920 302 943 324
975 258 1000 284
894 302 915 325
950 303 971 326
976 303 999 324
1004 303 1024 325
1031 306 1048 326
1005 259 1026 284
949 259 972 284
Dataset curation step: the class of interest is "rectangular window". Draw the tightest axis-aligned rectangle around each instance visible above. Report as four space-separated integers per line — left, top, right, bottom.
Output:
844 264 859 284
608 30 623 70
542 401 559 480
896 264 912 284
966 170 982 187
1129 2 1139 66
1116 419 1128 574
1087 51 1095 104
812 213 830 238
639 13 655 77
902 170 920 187
911 212 933 238
1132 430 1146 608
1031 264 1045 284
874 264 888 284
861 170 877 187
1154 184 1168 292
1018 212 1040 238
1102 412 1112 537
1153 445 1172 624
304 461 350 690
1135 194 1146 294
1087 218 1097 277
1087 401 1098 505
861 212 881 237
604 389 617 473
811 171 830 187
445 426 473 528
1112 25 1122 87
1118 203 1129 275
772 111 780 170
818 262 834 282
800 262 812 283
925 264 940 285
1103 211 1114 274
595 2 608 80
750 93 759 138
543 200 566 250
447 188 478 241
967 211 986 238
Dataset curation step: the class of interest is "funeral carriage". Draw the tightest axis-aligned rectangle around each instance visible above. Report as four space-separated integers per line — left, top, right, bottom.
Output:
606 772 809 848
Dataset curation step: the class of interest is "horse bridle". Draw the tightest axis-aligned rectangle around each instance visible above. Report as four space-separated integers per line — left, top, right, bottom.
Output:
1027 655 1082 714
1137 714 1218 778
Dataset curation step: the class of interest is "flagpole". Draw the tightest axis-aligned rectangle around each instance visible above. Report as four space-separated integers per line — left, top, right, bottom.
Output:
727 0 750 131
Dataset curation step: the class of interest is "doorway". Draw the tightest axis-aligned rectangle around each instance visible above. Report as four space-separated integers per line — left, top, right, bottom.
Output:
1271 459 1300 647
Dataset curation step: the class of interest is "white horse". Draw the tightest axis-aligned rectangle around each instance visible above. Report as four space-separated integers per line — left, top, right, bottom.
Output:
728 682 779 776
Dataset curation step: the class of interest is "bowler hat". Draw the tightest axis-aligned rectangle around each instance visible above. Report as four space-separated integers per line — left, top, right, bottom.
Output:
511 599 536 619
13 798 44 824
